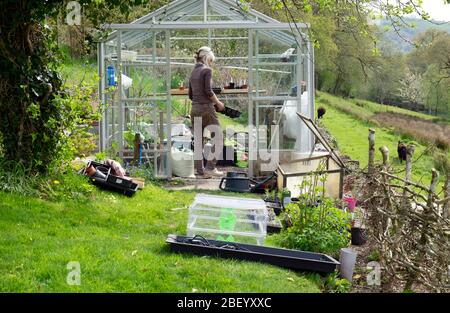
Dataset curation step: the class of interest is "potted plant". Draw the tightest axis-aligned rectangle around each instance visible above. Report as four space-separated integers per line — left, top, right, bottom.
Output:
280 188 291 208
263 189 283 215
266 208 283 234
351 207 367 245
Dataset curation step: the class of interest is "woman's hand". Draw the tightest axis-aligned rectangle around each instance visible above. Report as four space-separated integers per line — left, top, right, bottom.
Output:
215 101 225 112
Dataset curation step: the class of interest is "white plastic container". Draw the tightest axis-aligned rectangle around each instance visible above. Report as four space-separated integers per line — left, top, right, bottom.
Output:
121 74 133 89
187 194 268 245
339 248 358 283
172 136 192 151
171 147 195 178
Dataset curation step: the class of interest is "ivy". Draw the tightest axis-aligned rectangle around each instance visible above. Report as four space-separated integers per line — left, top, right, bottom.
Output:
0 0 165 174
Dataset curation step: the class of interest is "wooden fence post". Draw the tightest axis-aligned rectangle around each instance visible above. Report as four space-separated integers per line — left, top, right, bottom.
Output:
444 173 450 219
379 146 389 167
404 145 415 182
368 129 376 174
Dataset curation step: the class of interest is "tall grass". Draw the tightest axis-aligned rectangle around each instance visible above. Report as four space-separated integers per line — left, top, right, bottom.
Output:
0 160 41 196
0 159 95 201
373 112 450 151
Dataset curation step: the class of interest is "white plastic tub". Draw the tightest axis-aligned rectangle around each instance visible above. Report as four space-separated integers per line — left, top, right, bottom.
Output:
187 194 268 245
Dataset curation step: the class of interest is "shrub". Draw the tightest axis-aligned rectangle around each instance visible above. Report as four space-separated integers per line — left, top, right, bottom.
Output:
278 201 351 256
275 164 351 256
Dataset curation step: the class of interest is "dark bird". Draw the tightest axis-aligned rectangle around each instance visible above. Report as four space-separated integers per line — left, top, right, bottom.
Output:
397 141 407 163
317 107 326 119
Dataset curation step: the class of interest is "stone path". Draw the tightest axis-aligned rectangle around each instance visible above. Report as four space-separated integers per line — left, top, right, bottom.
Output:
165 165 247 191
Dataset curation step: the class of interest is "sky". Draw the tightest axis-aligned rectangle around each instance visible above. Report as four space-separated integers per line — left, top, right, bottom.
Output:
409 0 450 22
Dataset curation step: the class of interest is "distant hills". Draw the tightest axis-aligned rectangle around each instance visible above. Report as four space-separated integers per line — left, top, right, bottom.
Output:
376 18 450 53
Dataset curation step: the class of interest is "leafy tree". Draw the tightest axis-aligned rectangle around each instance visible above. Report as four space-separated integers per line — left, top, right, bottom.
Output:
406 29 450 115
250 0 433 98
0 0 166 173
398 69 425 110
422 64 450 115
363 42 406 105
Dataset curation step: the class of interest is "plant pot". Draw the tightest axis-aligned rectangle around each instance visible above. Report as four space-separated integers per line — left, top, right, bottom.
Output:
86 165 107 180
339 248 357 283
267 220 282 233
351 227 367 246
343 196 357 212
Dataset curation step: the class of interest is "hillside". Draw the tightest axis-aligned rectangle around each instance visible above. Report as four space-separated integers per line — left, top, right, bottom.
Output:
377 17 450 53
316 92 449 188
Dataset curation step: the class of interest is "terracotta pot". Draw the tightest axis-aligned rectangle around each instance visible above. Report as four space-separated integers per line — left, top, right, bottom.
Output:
86 165 96 177
86 165 107 180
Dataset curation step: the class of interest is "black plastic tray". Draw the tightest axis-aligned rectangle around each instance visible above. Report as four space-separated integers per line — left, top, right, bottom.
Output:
84 161 138 197
221 106 242 119
166 234 339 274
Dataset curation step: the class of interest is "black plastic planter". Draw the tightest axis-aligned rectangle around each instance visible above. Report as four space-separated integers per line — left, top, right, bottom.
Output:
83 161 139 197
166 234 339 274
351 227 367 245
264 200 283 216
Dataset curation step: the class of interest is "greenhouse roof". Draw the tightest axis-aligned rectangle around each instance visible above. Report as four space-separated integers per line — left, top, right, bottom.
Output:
103 0 309 47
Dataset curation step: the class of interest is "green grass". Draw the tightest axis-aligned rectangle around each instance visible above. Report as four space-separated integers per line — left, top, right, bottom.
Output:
318 92 449 124
0 182 320 292
317 93 446 186
60 56 98 89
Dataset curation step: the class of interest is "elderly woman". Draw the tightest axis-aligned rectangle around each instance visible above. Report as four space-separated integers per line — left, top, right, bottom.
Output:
188 46 225 177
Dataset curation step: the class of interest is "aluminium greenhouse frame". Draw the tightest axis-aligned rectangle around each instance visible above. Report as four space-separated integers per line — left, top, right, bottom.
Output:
98 0 315 178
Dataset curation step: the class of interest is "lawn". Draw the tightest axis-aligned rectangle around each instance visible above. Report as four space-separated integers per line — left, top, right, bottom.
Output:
0 180 320 292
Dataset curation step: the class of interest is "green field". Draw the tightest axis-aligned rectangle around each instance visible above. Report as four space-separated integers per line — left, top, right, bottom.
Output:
316 92 448 186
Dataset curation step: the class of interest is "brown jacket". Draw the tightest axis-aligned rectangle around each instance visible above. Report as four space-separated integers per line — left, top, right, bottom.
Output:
188 63 215 104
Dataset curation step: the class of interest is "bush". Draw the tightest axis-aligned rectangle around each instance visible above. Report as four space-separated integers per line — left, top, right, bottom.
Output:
278 201 351 256
37 171 95 202
275 164 351 256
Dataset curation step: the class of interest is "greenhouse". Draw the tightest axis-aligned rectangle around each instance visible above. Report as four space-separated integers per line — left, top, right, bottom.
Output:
98 0 316 178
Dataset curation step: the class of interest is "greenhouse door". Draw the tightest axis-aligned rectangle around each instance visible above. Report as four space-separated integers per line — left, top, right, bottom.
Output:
247 29 314 178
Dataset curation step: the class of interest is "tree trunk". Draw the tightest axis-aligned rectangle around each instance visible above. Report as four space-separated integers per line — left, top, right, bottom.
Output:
0 2 63 173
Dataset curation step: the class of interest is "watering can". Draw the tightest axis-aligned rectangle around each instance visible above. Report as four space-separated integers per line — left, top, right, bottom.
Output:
219 171 277 193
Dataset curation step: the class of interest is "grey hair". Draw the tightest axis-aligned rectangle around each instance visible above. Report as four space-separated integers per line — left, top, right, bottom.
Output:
195 46 215 66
